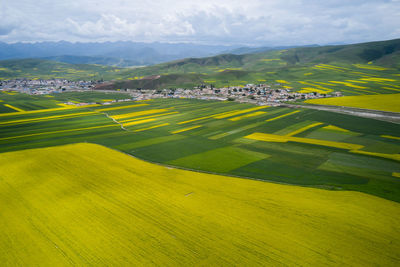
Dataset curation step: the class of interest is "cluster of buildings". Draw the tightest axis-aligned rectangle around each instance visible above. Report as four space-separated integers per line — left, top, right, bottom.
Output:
127 84 339 105
0 79 98 95
1 79 338 105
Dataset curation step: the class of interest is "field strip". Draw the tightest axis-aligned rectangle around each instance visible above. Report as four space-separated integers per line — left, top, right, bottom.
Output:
265 110 301 122
228 111 267 121
171 125 202 134
123 118 156 127
0 124 118 141
213 106 268 119
96 103 149 112
323 125 350 132
0 111 98 126
177 114 219 124
383 87 400 92
0 105 100 117
341 89 363 95
381 135 400 140
134 123 170 132
119 112 179 123
350 150 400 162
393 172 400 178
4 104 25 112
285 122 324 137
111 109 170 120
209 121 265 140
245 132 364 150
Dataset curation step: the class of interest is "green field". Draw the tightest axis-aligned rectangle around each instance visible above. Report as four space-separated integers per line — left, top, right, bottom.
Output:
1 92 399 202
0 143 399 265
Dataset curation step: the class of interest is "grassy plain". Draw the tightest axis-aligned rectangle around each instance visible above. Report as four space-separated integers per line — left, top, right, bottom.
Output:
0 93 399 202
0 143 399 266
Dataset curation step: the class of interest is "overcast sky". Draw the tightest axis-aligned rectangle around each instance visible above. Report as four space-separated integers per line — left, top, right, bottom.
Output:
1 0 399 45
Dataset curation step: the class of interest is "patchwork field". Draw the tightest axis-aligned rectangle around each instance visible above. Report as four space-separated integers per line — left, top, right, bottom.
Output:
0 143 399 265
0 92 399 202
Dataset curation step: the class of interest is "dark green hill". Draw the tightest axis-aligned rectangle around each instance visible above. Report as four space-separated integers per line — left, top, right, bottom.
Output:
279 39 400 66
108 38 400 91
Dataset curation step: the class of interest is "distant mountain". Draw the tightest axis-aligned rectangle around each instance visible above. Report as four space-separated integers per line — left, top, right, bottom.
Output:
41 55 140 67
0 41 240 66
0 58 119 80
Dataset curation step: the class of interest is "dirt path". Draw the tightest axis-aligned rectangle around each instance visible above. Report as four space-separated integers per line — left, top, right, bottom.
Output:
102 112 127 131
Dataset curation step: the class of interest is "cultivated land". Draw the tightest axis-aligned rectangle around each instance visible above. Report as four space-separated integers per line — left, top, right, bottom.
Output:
1 92 399 202
305 93 400 112
0 143 399 266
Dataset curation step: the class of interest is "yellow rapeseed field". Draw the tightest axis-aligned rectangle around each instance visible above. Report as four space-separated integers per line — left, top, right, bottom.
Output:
382 135 400 140
353 64 388 71
3 104 24 112
285 122 323 136
305 93 400 112
119 111 178 123
0 143 399 265
0 111 97 126
171 125 202 134
323 125 350 132
96 103 149 112
245 132 364 150
228 111 267 121
111 109 170 120
0 124 118 141
213 106 268 119
265 110 301 122
123 118 156 127
134 123 170 132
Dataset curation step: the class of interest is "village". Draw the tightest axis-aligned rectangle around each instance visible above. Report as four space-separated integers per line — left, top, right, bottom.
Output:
0 79 97 94
0 79 340 106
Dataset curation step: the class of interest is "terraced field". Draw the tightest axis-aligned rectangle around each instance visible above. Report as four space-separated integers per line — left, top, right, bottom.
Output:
1 92 399 202
0 143 399 265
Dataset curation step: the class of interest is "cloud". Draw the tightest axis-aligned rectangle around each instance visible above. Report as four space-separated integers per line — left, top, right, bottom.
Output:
1 0 399 45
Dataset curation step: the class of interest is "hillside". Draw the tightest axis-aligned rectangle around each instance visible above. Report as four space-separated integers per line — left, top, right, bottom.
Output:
103 38 400 92
0 58 121 80
0 143 399 265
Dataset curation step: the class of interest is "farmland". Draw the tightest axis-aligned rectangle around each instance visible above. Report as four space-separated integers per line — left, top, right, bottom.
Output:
1 92 399 202
305 93 400 112
0 143 399 265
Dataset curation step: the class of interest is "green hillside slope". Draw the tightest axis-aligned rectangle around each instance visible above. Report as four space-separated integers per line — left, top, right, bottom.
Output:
0 58 122 80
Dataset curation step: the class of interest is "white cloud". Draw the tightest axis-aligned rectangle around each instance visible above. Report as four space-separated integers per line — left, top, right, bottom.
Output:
1 0 399 45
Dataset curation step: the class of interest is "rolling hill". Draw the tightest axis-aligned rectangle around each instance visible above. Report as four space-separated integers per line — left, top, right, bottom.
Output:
100 38 400 92
0 142 398 265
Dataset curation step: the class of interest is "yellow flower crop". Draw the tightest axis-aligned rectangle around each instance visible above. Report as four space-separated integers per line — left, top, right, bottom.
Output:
245 132 364 150
171 125 202 134
265 110 301 122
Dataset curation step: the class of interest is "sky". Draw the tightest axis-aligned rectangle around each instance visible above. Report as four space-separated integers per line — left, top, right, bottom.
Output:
1 0 399 45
